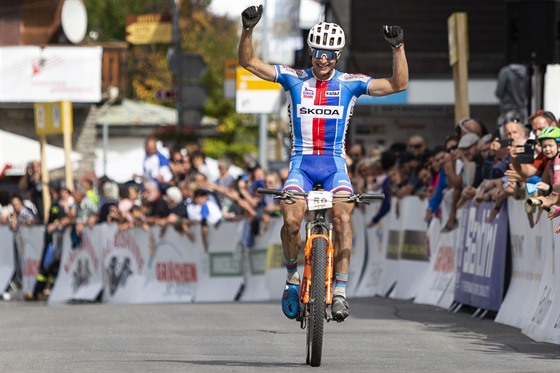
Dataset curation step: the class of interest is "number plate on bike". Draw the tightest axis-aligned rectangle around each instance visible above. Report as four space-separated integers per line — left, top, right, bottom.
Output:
307 191 333 210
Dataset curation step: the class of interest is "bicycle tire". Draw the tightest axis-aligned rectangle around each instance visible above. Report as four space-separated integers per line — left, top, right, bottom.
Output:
307 235 327 367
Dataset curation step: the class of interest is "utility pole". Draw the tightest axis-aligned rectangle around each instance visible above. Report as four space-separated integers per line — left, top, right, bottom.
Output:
173 0 184 129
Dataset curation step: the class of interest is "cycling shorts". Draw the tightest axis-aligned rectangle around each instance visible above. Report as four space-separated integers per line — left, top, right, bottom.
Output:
283 155 353 194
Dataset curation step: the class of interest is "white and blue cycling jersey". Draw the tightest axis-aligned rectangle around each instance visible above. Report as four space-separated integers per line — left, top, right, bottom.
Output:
274 65 373 193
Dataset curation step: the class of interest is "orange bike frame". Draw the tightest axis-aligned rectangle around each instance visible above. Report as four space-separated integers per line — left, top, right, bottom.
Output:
299 227 335 305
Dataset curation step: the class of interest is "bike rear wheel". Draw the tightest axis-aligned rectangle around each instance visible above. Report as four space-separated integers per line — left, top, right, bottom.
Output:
306 236 327 367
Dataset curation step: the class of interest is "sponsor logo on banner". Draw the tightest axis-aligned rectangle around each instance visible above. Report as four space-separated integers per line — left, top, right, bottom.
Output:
401 230 429 261
209 253 242 276
455 201 507 311
103 230 144 296
106 256 133 296
386 230 401 260
433 246 454 273
63 234 99 293
149 233 197 298
265 243 305 269
249 249 267 275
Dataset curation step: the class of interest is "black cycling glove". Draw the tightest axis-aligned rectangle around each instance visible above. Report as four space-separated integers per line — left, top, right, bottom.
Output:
382 25 404 48
242 5 263 30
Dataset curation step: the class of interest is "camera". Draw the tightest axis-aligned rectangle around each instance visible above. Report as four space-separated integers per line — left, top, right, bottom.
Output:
516 140 535 164
526 197 551 211
498 138 513 147
526 197 542 206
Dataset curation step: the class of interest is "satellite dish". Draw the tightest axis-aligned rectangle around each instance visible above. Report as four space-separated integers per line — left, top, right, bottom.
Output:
61 0 88 44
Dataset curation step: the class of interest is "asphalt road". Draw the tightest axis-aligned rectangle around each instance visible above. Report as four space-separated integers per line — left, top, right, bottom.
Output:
1 297 558 373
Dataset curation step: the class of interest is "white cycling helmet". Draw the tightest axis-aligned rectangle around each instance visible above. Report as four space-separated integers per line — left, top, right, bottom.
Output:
307 22 345 50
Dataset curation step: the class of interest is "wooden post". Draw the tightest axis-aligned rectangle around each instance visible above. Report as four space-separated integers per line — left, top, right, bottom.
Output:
62 100 74 191
448 12 470 125
39 135 51 224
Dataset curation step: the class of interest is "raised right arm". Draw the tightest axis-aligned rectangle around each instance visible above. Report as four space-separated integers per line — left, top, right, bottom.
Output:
238 5 276 82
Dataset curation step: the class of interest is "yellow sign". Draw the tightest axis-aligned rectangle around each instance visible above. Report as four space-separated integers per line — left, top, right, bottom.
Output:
236 68 280 90
34 101 73 136
235 68 282 114
126 14 172 45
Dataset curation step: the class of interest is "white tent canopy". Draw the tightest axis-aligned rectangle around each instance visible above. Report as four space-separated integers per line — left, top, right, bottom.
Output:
0 130 82 175
94 146 243 183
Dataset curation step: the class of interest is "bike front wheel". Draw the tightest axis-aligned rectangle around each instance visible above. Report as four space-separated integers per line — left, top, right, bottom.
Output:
306 236 327 367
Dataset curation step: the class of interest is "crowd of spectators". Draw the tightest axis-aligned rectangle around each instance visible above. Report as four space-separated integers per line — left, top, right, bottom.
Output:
2 109 559 301
346 110 560 235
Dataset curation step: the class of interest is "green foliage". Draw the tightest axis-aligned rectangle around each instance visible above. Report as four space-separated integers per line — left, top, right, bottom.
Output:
84 0 168 41
86 0 258 165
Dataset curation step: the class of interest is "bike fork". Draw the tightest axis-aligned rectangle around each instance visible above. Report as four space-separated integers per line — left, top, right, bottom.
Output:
299 225 335 325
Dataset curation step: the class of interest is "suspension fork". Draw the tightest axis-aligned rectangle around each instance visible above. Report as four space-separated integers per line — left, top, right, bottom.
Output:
299 215 335 306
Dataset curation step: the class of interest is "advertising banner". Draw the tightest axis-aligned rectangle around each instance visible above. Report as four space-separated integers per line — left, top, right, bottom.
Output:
414 217 457 308
142 226 199 304
354 200 387 297
242 218 281 301
18 225 45 294
0 226 15 293
101 224 150 303
0 46 102 102
522 233 560 344
347 209 366 297
454 201 507 311
194 223 244 302
391 196 429 300
49 227 103 303
496 198 550 328
381 201 401 297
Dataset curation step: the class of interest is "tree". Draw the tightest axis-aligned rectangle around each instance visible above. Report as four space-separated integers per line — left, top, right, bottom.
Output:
85 0 258 165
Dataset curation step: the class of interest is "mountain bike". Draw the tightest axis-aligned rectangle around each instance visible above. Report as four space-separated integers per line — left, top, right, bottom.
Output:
257 187 384 367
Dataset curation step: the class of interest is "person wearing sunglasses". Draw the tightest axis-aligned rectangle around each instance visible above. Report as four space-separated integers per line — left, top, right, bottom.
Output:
239 5 408 322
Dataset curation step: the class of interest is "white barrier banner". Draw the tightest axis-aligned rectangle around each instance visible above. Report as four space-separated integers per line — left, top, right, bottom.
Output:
347 208 366 297
496 199 549 328
381 200 401 296
101 224 151 303
49 227 103 303
522 232 560 344
0 46 102 102
144 226 199 303
0 226 15 292
242 218 281 301
414 217 456 308
391 196 429 299
18 226 45 293
354 201 387 297
194 222 244 302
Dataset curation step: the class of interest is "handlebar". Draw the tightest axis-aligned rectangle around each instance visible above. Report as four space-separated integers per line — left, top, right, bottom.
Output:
256 188 384 204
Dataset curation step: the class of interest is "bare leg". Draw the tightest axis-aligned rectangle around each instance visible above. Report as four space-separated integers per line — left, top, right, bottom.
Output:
332 201 354 275
280 201 306 261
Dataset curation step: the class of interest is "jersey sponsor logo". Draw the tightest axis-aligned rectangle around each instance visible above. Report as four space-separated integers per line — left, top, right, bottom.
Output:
325 90 340 97
279 65 307 78
303 88 315 99
297 104 344 119
339 73 370 83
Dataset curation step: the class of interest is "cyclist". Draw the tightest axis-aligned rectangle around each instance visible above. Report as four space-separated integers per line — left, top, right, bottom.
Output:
238 5 408 321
